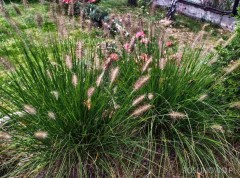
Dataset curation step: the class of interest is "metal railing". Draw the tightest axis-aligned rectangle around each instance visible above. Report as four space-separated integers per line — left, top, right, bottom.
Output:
176 0 239 15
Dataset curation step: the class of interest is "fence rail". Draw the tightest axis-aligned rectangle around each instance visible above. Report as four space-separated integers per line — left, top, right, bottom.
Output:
178 0 239 15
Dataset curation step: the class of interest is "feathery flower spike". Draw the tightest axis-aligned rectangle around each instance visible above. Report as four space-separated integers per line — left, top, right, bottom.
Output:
72 73 78 87
65 55 73 70
87 87 95 98
131 104 152 117
48 111 56 120
132 95 146 107
34 131 48 139
24 105 37 115
96 72 105 87
133 75 150 91
168 111 186 119
110 67 119 85
51 91 59 100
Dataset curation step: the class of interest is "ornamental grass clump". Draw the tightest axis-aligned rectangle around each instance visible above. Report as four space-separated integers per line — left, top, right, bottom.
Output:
1 3 240 175
115 32 240 176
0 37 150 178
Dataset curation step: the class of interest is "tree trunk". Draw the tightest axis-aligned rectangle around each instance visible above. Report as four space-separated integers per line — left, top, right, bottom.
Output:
128 0 137 6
